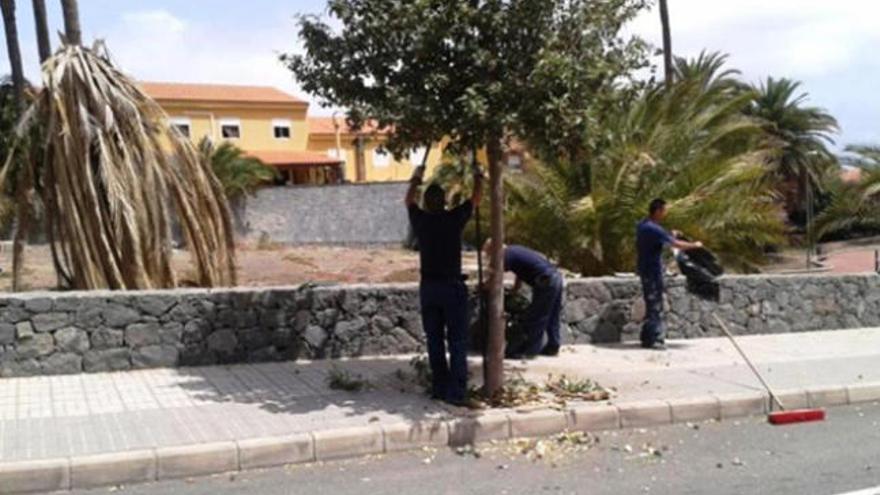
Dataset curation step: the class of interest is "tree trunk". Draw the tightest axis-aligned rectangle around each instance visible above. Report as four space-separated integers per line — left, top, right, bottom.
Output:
659 0 673 88
483 135 506 397
2 0 29 292
1 0 25 112
60 0 81 45
31 0 50 61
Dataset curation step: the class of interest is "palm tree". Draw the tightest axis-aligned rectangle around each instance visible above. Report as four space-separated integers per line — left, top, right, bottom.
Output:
659 0 673 88
60 0 81 45
815 146 880 238
507 54 786 275
745 77 839 221
32 0 51 62
2 43 237 289
198 137 277 202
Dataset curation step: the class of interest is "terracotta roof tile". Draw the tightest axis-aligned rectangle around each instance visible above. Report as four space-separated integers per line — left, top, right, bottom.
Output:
308 117 389 135
247 150 342 167
140 82 304 105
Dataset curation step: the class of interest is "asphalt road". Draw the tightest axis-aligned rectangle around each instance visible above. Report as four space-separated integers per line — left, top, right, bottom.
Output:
70 403 880 495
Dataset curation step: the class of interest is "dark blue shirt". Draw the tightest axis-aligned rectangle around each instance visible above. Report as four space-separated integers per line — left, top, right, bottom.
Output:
504 245 556 286
408 200 473 281
636 219 674 278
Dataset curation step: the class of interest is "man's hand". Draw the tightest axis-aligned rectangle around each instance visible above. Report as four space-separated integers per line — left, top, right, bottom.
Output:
412 165 426 183
404 166 425 207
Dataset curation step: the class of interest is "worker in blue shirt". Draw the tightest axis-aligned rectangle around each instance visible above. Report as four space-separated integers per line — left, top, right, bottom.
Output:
637 199 703 349
485 240 563 359
405 162 482 406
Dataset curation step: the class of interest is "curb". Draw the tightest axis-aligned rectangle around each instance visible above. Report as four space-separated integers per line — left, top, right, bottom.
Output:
2 382 879 494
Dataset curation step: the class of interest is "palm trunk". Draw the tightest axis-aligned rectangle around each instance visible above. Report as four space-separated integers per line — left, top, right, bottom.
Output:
60 0 81 45
32 0 50 61
659 0 673 88
483 135 506 397
2 0 29 292
1 0 25 112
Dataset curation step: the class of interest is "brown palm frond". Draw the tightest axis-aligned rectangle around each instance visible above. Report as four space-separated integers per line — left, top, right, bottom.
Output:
2 42 236 290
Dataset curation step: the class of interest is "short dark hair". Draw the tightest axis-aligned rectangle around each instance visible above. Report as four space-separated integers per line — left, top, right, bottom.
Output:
649 198 667 216
424 184 446 212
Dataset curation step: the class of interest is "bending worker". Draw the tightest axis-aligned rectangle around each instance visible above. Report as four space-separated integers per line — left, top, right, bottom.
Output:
636 198 703 349
485 240 563 359
405 161 483 406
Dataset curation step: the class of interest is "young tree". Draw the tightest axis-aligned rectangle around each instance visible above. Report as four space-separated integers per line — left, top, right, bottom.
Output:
285 0 651 395
1 0 25 112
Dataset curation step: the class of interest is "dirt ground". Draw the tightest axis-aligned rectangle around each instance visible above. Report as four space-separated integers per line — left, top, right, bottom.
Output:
0 241 874 293
0 242 480 292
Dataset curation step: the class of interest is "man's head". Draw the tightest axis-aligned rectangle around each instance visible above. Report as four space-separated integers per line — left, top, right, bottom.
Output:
648 198 668 221
423 184 446 213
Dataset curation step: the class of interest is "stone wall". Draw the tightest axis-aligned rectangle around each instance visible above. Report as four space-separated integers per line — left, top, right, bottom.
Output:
237 182 410 245
0 273 878 377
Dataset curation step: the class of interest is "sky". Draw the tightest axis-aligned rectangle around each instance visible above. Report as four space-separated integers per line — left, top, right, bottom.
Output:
1 0 878 147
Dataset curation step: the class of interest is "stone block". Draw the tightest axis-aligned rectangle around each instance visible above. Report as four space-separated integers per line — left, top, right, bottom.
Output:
55 327 90 353
617 400 672 428
509 409 567 438
70 450 156 489
382 421 448 452
103 303 142 328
566 404 620 432
74 306 104 328
304 325 328 349
716 391 768 419
125 322 161 348
238 434 315 470
159 322 184 345
313 426 384 461
0 458 70 494
132 345 180 369
24 298 53 313
668 396 721 423
207 329 238 355
448 413 511 446
17 333 55 359
32 313 71 333
41 353 83 375
156 442 238 480
83 349 131 372
15 321 34 340
806 386 849 408
0 323 13 345
847 383 880 404
136 296 176 317
90 327 123 350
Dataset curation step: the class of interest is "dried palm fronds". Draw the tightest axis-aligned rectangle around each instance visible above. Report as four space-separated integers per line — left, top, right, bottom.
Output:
2 42 236 290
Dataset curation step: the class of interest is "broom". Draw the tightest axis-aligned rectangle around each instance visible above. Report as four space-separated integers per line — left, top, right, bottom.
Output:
712 314 825 425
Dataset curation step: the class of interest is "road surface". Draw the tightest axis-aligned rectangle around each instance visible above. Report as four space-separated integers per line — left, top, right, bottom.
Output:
71 402 880 495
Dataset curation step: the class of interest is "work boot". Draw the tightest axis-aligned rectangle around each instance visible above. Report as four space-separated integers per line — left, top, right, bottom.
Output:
539 344 560 357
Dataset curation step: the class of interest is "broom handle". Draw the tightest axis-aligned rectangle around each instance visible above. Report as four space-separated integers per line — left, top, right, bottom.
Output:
712 314 786 411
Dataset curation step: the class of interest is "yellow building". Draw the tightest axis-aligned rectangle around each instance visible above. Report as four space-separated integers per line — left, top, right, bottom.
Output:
141 82 443 185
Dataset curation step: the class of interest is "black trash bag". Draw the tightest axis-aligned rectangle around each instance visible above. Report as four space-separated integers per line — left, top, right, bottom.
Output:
470 288 531 354
676 245 724 300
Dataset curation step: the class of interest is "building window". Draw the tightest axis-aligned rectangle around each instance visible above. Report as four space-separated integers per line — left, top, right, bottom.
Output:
169 117 191 138
219 118 241 139
409 147 427 167
507 154 523 170
373 148 391 168
272 119 292 140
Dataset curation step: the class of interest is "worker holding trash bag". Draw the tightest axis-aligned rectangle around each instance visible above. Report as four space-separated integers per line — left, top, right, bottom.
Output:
483 241 563 359
405 157 483 407
636 199 704 349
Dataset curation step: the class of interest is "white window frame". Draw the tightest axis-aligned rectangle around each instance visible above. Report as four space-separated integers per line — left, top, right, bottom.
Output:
272 119 292 140
219 118 242 140
373 147 391 168
169 117 192 138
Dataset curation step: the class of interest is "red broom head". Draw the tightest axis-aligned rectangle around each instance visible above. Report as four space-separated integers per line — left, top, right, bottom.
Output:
768 409 826 425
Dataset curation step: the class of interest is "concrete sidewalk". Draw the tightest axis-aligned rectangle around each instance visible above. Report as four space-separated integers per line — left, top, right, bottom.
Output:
2 328 880 493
